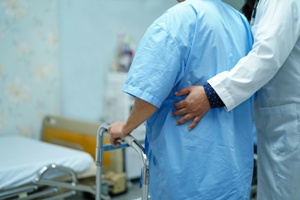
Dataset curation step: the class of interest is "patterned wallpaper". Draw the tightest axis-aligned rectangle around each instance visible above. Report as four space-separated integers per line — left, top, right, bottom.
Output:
0 0 60 139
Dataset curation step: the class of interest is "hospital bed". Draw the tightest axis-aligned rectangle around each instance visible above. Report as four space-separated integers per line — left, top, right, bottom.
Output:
0 135 97 200
41 115 124 175
0 116 124 200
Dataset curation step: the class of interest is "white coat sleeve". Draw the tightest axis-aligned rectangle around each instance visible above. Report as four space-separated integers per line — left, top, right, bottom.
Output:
207 0 300 111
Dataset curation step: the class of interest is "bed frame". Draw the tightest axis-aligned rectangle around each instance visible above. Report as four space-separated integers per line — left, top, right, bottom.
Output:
0 115 124 200
0 163 100 200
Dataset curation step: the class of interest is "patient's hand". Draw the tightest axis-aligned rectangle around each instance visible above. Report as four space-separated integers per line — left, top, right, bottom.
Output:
108 121 127 146
172 86 210 130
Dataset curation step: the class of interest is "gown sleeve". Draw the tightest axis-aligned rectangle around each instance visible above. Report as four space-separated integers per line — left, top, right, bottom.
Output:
208 0 300 111
122 22 183 108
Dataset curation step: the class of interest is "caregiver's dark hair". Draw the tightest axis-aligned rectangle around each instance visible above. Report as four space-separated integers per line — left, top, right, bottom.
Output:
242 0 257 21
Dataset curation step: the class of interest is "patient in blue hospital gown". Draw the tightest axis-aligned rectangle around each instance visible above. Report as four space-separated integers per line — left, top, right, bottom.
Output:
108 0 254 199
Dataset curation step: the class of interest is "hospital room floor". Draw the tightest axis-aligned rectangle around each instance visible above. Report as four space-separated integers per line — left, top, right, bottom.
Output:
110 180 142 200
65 179 141 200
66 178 257 200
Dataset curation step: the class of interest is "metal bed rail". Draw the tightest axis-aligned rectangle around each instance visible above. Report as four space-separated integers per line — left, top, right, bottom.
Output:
0 163 97 200
0 164 96 200
96 123 149 200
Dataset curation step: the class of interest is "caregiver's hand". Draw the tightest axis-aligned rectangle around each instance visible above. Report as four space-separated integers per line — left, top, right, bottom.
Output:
172 86 210 130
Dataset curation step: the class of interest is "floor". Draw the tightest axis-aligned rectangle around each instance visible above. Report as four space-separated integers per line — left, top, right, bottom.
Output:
111 180 143 200
67 181 257 200
65 179 142 200
64 170 258 200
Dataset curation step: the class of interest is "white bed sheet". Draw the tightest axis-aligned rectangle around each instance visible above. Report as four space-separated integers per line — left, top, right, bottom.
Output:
0 135 94 190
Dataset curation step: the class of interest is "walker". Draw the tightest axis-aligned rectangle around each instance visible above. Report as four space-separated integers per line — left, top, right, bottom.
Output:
96 123 149 200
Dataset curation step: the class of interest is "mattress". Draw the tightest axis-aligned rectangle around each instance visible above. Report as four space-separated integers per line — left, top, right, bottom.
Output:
0 135 94 190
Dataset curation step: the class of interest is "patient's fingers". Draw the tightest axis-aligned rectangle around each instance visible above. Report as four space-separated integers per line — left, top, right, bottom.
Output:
113 137 122 146
110 134 121 146
108 122 124 146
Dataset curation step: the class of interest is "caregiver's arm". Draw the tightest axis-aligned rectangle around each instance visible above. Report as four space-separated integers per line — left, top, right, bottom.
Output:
108 97 157 146
173 0 300 130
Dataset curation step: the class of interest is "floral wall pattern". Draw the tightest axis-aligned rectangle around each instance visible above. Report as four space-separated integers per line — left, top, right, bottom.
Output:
0 0 60 139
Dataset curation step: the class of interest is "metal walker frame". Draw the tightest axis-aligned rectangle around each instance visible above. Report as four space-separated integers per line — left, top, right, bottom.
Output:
96 123 149 200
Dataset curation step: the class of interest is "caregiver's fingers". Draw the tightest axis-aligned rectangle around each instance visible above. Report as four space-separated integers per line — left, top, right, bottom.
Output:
175 113 194 125
175 87 192 96
188 116 201 130
172 107 188 116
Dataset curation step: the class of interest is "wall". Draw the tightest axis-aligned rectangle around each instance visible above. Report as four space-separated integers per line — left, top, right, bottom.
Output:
58 0 244 122
223 0 245 10
0 0 60 139
59 0 176 122
0 0 245 138
0 0 176 138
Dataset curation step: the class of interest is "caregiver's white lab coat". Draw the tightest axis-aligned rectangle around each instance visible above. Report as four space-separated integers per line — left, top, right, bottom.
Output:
208 0 300 199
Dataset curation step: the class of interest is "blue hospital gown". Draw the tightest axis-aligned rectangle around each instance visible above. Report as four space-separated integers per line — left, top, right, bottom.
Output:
123 0 254 199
